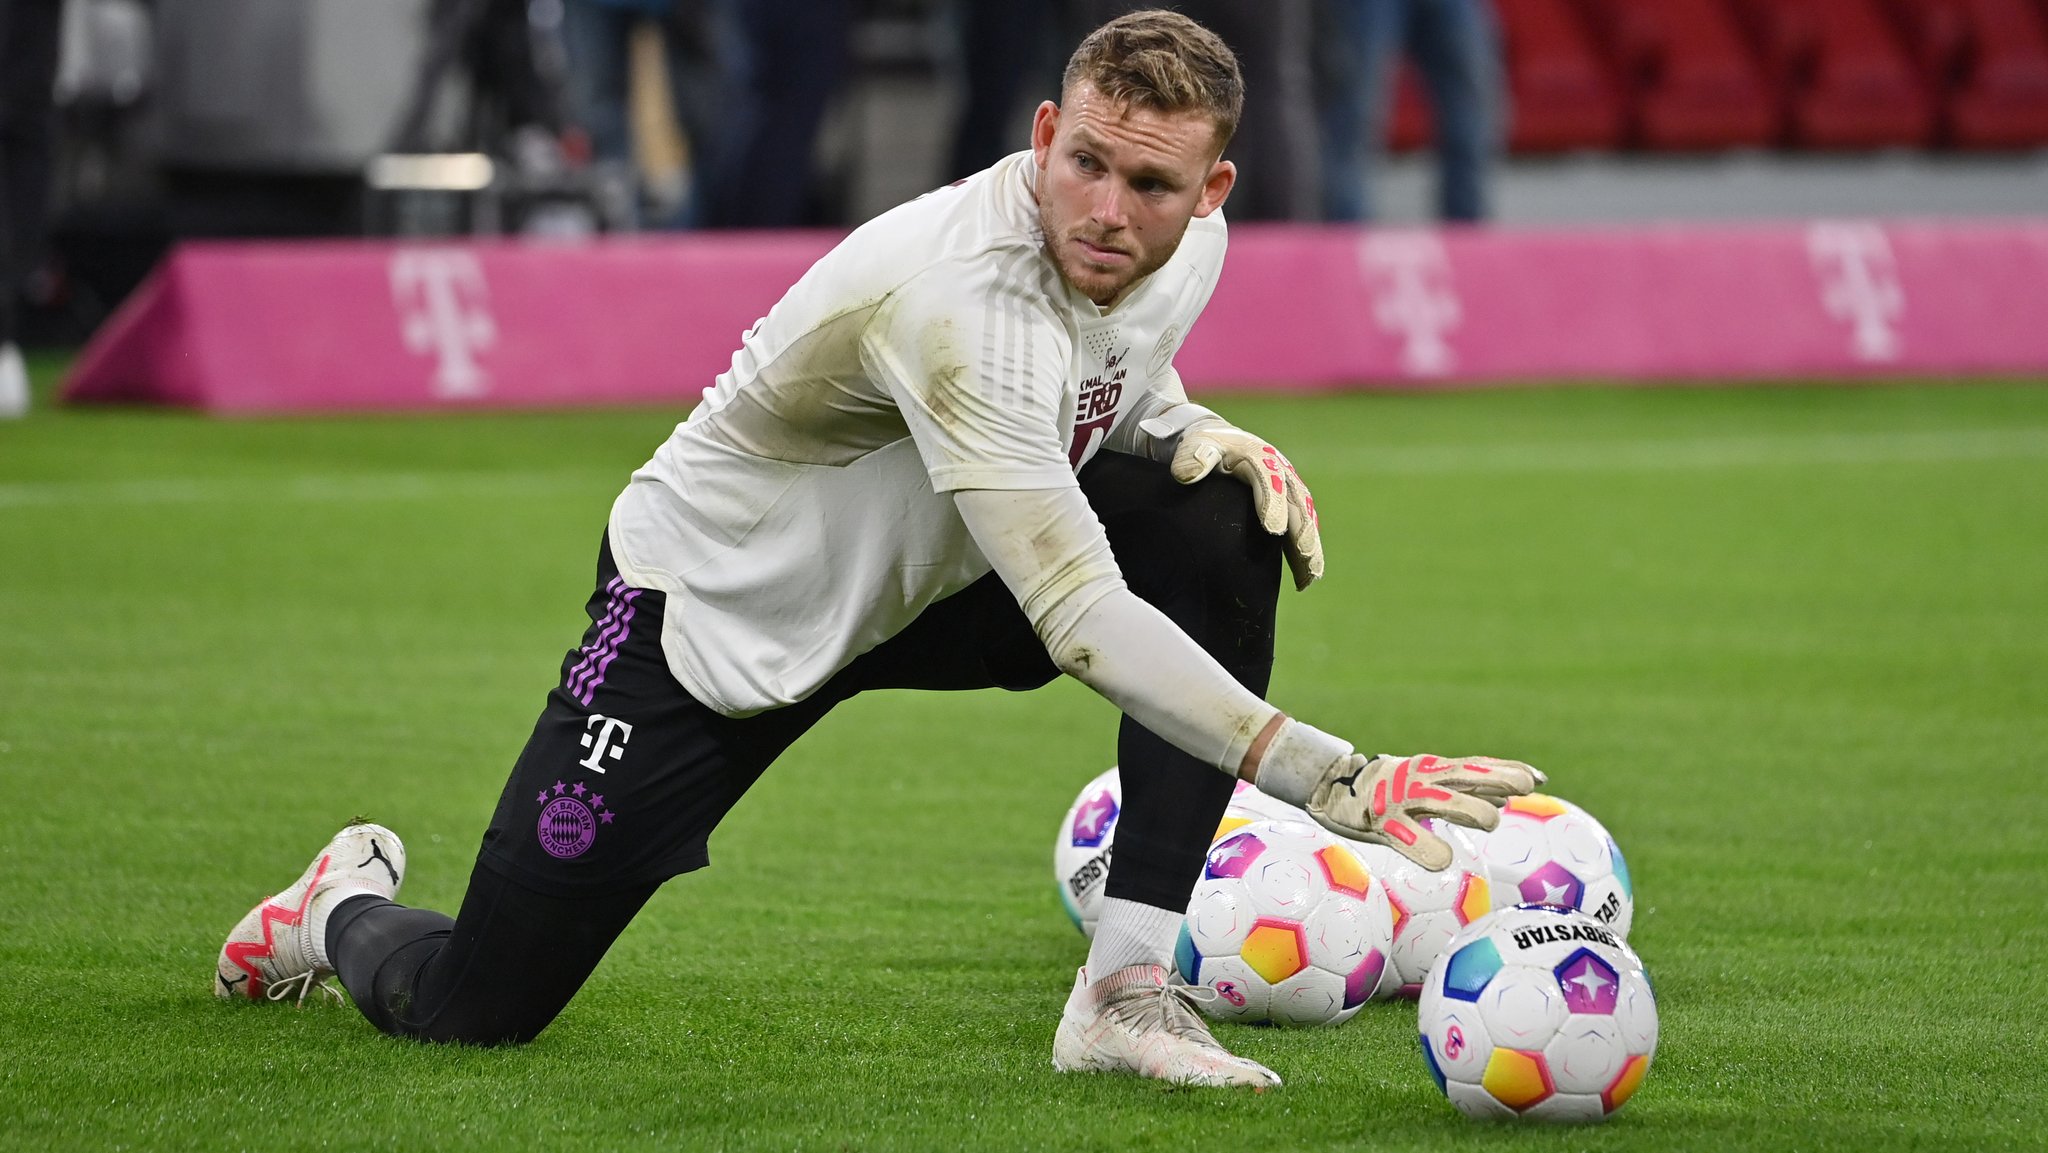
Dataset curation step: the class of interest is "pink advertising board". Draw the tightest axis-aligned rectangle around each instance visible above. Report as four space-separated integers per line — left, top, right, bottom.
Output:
62 219 2048 413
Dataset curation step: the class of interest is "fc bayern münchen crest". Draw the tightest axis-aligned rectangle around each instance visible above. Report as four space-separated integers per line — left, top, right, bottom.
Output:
535 780 614 859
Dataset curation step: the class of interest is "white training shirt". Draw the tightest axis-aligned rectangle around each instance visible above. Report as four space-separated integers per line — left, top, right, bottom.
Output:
609 150 1226 717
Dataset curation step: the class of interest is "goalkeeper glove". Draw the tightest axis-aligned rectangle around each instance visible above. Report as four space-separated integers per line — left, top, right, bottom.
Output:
1308 753 1545 870
1141 408 1324 591
1248 719 1545 870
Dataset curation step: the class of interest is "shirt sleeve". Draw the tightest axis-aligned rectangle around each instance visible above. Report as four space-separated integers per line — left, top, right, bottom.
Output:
859 253 1077 493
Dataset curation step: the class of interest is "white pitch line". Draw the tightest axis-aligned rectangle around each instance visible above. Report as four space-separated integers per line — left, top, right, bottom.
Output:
0 470 623 510
1317 427 2048 476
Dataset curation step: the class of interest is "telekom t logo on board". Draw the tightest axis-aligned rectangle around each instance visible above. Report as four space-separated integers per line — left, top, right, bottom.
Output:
1359 232 1461 376
1806 221 1904 363
390 249 497 398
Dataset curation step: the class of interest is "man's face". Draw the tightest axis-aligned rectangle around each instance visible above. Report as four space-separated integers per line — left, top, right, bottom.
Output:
1031 83 1236 307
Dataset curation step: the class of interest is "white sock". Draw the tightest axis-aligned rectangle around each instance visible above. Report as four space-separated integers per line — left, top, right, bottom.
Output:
303 885 379 970
1086 897 1185 981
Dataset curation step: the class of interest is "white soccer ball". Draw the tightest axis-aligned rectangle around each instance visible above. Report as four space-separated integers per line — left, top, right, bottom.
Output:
1470 794 1635 938
1173 818 1395 1027
1345 819 1494 997
1418 904 1658 1122
1053 767 1122 937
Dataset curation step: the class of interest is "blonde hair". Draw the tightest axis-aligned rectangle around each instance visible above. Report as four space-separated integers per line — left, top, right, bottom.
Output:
1062 9 1244 152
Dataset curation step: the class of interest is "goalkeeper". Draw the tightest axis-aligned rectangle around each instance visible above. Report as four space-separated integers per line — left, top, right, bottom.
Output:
216 8 1540 1088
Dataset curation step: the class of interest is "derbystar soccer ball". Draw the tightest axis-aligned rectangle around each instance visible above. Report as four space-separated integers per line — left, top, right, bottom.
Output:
1418 905 1657 1122
1054 767 1122 937
1174 818 1395 1026
1471 794 1635 938
1346 819 1494 997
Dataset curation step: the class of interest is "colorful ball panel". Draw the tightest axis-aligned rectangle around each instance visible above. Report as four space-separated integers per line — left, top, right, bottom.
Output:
1603 1053 1651 1113
1315 843 1374 901
1345 949 1387 1009
1457 873 1492 926
1554 948 1621 1016
1052 767 1122 938
1069 789 1118 847
1204 831 1265 880
1213 813 1255 841
1241 918 1309 985
1420 1033 1448 1093
1517 860 1587 910
1441 937 1503 1002
1481 1048 1555 1112
1173 924 1202 986
1504 794 1569 820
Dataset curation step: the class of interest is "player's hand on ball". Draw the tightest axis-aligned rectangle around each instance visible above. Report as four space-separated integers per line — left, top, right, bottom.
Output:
1309 754 1545 871
1153 416 1324 591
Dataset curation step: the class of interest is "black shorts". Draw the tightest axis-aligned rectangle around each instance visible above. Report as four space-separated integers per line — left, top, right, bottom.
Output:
474 451 1276 900
474 536 1054 896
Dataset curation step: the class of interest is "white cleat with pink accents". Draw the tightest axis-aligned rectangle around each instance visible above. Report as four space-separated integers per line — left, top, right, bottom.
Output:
1051 963 1282 1089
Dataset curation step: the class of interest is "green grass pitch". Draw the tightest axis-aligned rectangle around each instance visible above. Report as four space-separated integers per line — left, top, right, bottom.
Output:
3 356 2045 1151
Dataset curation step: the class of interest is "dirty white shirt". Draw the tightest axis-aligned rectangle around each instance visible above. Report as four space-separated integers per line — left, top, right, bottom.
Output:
609 150 1226 717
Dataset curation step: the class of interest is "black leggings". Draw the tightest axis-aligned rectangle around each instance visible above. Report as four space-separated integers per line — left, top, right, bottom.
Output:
331 452 1280 1044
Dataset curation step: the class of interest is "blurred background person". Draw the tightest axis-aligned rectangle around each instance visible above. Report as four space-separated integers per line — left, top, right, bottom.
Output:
560 0 724 228
382 0 590 234
697 0 851 227
1084 0 1318 221
1317 0 1506 223
1 0 64 416
946 0 1062 180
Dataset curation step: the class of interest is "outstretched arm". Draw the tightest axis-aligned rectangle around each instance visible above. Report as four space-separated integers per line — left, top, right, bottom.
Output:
952 485 1538 869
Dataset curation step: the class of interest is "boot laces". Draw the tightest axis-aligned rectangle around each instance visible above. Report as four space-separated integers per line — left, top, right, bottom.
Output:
264 970 343 1007
1104 976 1228 1050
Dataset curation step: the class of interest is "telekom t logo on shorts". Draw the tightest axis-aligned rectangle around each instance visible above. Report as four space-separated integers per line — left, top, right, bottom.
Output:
1359 232 1461 377
1806 221 1905 363
579 714 633 772
390 249 497 399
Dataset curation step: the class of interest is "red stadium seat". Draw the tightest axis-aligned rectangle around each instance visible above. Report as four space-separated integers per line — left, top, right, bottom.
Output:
1879 0 1972 83
1390 65 1433 152
1732 0 1935 147
1577 0 1780 148
1946 0 2048 145
1497 0 1626 150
